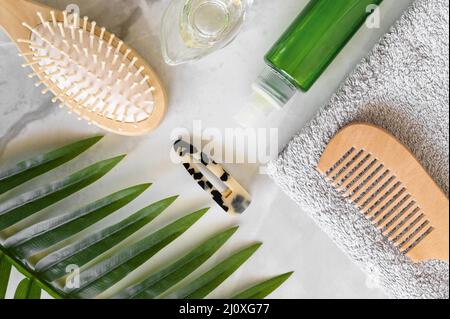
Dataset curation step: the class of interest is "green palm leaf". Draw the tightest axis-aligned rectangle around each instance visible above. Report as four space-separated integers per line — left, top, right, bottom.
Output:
231 272 293 299
36 196 178 282
165 243 262 299
114 226 239 299
0 252 12 299
0 136 291 300
70 208 209 299
5 184 151 259
0 136 103 195
0 155 125 231
14 278 41 299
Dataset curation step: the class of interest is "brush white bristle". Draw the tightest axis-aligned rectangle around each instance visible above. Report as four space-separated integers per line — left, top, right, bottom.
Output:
20 12 155 123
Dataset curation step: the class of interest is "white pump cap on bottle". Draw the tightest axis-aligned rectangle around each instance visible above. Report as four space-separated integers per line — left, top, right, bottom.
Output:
235 66 297 127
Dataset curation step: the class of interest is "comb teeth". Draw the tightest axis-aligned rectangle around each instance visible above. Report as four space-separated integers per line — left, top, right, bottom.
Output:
325 148 434 255
19 11 157 124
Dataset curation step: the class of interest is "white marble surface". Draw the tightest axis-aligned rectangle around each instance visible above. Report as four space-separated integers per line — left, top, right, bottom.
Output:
0 0 415 299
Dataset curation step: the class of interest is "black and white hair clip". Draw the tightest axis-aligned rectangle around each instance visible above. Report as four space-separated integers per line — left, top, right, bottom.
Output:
173 139 252 214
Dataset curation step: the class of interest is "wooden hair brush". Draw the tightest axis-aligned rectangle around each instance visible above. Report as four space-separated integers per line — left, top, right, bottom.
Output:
317 123 449 263
0 0 167 136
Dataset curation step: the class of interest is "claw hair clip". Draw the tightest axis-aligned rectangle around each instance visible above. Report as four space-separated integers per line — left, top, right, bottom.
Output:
173 139 251 214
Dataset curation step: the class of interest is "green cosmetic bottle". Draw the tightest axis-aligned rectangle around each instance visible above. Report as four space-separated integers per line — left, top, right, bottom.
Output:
237 0 383 126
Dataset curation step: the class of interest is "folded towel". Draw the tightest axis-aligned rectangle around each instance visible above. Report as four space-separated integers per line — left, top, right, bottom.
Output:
268 0 449 299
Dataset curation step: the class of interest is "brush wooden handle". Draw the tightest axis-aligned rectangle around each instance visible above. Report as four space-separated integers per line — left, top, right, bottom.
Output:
0 0 51 40
0 0 60 90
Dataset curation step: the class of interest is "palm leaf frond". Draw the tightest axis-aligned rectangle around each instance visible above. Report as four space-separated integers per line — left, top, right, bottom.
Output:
166 243 262 299
0 155 125 231
36 196 178 282
0 136 103 195
14 278 41 299
69 208 209 299
5 184 151 259
0 137 293 300
114 226 239 299
231 272 294 299
0 251 13 299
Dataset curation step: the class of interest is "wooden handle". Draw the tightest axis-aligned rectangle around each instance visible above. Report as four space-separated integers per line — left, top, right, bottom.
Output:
0 0 53 40
0 0 23 35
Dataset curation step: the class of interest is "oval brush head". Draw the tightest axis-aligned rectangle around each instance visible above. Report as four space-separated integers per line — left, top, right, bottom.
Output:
15 8 167 136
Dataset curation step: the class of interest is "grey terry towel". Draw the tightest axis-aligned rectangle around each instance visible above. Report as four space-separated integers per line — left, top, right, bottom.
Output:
268 0 449 299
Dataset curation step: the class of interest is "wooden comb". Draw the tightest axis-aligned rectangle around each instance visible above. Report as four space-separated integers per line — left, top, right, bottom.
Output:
317 123 449 262
0 0 167 136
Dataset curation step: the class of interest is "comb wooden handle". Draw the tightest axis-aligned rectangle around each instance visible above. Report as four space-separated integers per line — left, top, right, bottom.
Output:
317 123 449 262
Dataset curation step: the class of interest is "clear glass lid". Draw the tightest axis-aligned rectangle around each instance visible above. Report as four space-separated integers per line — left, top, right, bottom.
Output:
161 0 253 65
